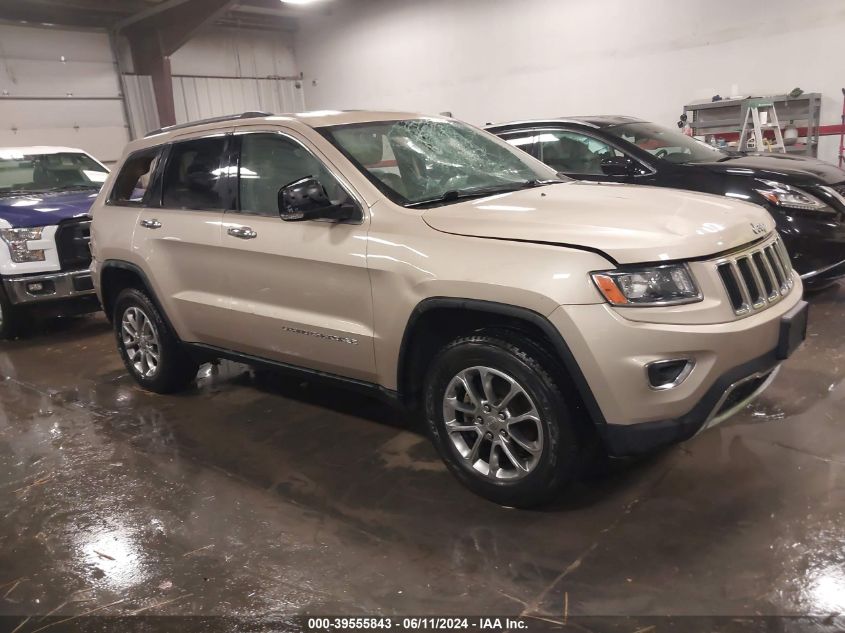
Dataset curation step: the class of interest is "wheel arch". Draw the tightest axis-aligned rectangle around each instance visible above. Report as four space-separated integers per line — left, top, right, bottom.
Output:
99 260 176 333
396 297 606 427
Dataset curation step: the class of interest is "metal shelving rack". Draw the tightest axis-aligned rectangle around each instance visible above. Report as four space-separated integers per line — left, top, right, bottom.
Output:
684 93 821 156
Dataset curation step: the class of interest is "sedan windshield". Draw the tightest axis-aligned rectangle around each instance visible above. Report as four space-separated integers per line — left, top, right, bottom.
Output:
322 118 565 206
607 122 729 164
0 150 108 195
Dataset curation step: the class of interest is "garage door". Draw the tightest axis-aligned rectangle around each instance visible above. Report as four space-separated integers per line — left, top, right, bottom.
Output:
0 24 130 165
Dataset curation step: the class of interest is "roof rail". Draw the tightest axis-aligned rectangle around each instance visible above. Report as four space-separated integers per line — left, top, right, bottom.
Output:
144 111 273 138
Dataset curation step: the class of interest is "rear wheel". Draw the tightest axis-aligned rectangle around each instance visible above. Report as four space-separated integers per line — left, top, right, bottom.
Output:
424 333 583 507
113 288 198 393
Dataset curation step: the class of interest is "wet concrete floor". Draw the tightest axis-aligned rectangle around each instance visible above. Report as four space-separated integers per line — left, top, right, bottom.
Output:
1 284 845 631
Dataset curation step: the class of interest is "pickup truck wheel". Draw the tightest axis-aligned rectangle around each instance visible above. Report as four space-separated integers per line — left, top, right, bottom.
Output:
113 288 198 393
0 284 19 340
424 334 581 508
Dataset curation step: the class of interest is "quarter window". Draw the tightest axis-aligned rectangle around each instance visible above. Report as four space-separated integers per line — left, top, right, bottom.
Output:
238 133 352 217
161 137 226 210
110 147 162 205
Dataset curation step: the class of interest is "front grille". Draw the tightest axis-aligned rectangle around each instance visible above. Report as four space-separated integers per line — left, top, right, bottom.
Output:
716 237 794 315
55 219 92 271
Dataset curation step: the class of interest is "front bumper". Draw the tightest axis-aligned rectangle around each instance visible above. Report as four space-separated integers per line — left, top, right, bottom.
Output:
599 353 781 456
3 269 96 305
776 209 845 285
799 258 845 286
550 288 806 455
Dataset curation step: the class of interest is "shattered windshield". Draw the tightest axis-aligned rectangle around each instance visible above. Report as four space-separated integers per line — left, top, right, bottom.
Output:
0 150 108 195
322 119 565 206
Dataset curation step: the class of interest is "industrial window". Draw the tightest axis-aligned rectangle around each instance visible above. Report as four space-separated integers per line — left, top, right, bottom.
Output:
161 137 226 210
238 133 350 217
110 147 162 205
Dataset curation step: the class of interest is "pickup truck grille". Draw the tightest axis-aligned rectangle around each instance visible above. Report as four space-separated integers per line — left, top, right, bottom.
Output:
55 218 92 271
716 237 794 315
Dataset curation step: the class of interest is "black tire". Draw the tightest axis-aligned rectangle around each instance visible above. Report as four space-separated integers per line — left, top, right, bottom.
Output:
0 284 20 340
424 333 583 508
112 287 198 393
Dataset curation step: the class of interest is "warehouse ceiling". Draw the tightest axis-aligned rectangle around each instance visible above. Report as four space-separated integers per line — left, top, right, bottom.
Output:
0 0 311 31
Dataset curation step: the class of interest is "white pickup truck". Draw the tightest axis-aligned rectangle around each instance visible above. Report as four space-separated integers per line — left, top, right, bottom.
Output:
0 146 109 337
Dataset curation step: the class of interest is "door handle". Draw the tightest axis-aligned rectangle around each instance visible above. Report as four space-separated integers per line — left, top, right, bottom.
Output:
227 226 258 239
139 219 162 229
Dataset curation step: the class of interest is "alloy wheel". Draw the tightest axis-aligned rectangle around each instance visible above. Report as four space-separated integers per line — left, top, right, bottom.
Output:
121 306 161 378
442 366 544 480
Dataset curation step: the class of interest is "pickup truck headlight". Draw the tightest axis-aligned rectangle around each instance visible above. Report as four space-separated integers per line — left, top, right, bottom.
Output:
0 227 46 262
754 180 832 212
591 264 701 306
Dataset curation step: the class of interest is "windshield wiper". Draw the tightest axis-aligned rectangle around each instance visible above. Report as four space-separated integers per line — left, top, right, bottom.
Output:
406 179 564 208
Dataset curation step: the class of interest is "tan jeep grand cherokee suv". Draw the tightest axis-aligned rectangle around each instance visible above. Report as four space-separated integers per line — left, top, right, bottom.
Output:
90 111 808 506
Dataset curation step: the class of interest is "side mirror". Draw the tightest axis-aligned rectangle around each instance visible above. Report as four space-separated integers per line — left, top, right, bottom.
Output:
600 156 635 178
278 177 356 222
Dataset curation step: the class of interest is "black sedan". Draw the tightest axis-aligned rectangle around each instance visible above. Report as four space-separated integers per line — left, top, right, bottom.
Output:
487 116 845 286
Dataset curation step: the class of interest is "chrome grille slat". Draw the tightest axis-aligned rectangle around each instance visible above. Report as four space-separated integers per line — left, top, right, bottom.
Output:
753 251 778 300
744 256 768 307
765 245 788 291
730 263 752 313
775 240 793 277
716 237 794 316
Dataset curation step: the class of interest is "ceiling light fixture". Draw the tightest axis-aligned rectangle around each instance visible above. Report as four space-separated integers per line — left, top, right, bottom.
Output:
280 0 323 4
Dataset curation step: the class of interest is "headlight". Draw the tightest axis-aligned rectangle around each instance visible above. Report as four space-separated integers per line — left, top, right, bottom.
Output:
591 264 701 306
0 227 46 262
754 180 832 212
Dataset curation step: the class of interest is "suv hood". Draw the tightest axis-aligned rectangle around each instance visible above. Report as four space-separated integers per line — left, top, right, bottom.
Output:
0 190 98 228
422 181 776 264
695 153 845 185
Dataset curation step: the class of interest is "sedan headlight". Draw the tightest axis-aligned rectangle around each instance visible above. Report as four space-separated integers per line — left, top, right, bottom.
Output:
754 180 832 212
0 227 46 262
591 264 701 306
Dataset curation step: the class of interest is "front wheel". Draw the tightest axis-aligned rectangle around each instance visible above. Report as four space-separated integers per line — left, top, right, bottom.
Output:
113 288 198 393
424 334 583 507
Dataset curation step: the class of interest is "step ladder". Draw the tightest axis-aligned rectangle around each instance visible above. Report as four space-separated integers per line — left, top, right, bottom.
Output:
738 100 786 153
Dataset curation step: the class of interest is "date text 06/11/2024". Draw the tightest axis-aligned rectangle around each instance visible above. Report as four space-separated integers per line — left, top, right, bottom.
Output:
306 617 530 630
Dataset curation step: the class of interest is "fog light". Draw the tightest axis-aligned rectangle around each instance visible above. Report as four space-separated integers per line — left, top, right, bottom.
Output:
646 359 694 390
26 280 55 295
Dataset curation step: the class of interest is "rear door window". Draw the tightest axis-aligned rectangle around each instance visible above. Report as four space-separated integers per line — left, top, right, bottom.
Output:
161 137 227 210
109 147 163 205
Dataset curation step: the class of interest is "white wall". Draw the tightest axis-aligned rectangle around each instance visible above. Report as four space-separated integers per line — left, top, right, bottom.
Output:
296 0 845 164
0 24 129 163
